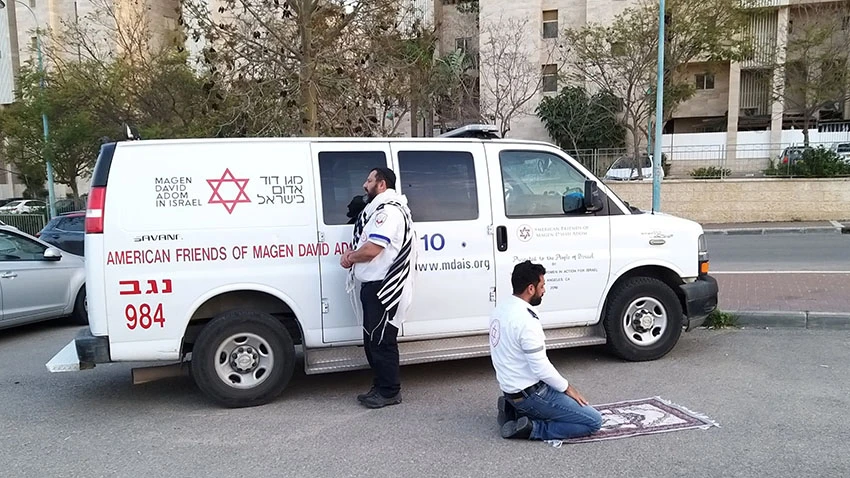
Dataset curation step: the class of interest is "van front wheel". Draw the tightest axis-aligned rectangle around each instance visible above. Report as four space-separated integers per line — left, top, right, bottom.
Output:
603 277 683 362
191 310 295 408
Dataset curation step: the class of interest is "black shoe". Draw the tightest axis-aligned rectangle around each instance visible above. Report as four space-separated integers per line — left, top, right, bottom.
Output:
357 387 377 402
361 392 402 409
500 416 533 439
497 396 517 426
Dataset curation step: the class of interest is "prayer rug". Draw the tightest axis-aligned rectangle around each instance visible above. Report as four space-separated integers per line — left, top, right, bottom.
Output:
546 396 719 447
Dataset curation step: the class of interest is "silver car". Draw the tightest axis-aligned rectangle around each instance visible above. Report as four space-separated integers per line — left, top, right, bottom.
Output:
0 225 86 330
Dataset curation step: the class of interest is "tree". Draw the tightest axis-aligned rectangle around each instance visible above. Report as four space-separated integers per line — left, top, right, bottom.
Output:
0 66 109 198
478 15 560 138
536 86 625 153
769 2 850 147
181 0 429 137
564 0 751 166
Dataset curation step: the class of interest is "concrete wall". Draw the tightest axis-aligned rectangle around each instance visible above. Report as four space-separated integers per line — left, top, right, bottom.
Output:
606 178 850 223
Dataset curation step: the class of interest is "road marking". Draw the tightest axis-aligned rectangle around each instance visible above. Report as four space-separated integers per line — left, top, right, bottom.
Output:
830 220 844 229
712 270 850 275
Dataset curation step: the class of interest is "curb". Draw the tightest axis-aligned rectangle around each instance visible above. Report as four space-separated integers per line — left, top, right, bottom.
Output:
728 311 850 330
704 226 841 236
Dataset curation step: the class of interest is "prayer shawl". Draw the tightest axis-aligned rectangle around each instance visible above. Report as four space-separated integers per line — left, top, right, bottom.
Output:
345 189 418 342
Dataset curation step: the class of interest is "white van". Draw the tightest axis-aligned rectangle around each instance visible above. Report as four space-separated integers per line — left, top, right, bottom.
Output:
47 128 718 408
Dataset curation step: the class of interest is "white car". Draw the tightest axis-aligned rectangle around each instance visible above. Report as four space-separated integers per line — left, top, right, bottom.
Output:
0 199 47 214
0 225 87 330
830 142 850 163
604 154 665 181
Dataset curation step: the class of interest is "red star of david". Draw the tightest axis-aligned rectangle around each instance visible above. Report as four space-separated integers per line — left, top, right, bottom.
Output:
207 168 251 214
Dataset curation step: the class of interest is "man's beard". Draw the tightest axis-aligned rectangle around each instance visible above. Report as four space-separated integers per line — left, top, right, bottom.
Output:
365 187 377 202
529 294 543 306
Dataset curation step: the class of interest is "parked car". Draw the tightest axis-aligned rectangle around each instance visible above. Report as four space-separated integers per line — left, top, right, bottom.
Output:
604 153 666 181
37 211 85 256
0 197 26 208
0 199 47 214
829 142 850 163
0 225 87 331
777 146 813 166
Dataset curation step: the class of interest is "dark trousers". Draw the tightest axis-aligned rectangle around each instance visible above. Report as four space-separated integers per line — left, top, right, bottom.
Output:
360 281 400 398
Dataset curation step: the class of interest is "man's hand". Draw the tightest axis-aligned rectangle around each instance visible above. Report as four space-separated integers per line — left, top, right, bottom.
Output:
565 384 589 407
340 251 353 269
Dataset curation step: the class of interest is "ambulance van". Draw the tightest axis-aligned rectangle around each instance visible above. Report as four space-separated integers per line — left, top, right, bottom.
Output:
47 128 718 408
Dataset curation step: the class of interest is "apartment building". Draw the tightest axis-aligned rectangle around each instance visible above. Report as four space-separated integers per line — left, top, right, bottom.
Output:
0 0 180 198
435 0 850 151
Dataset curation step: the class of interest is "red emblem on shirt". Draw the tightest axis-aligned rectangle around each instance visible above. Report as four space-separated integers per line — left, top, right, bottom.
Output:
375 212 387 227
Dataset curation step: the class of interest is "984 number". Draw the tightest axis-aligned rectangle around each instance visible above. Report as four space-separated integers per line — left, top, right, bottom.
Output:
126 303 166 330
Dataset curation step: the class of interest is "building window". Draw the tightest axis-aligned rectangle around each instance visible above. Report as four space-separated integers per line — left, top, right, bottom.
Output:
397 150 479 222
543 10 558 39
696 73 715 90
455 37 472 53
30 36 38 52
542 64 558 93
843 15 850 31
29 0 36 8
318 151 387 225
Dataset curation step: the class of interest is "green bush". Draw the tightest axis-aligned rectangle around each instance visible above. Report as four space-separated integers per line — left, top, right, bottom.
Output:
765 146 850 177
689 166 730 179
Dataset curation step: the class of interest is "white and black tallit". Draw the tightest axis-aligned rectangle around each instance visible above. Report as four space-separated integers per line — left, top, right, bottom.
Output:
346 190 418 342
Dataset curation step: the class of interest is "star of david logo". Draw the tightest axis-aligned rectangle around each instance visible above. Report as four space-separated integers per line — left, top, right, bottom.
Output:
517 225 533 242
489 320 501 347
207 168 251 214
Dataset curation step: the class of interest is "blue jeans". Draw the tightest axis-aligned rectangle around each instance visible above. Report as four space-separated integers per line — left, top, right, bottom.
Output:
510 383 603 440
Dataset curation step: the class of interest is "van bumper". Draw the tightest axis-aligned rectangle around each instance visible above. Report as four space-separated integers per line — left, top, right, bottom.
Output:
680 275 719 331
45 329 111 372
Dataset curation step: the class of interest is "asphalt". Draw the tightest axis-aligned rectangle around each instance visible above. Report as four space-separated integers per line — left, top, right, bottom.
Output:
702 219 850 330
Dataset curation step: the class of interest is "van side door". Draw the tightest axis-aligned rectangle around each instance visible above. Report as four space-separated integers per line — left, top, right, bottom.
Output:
390 142 497 337
312 142 392 343
486 144 612 327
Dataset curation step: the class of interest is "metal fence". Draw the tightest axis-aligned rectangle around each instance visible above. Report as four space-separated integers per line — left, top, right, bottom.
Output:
0 214 47 236
565 142 850 180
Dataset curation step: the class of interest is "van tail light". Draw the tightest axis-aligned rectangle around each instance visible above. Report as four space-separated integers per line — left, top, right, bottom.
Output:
86 186 106 234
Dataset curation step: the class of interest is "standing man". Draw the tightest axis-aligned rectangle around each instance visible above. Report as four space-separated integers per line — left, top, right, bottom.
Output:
488 260 603 440
341 167 417 409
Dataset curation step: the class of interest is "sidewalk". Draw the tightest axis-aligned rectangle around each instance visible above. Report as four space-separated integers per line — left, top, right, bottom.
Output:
703 220 848 235
714 271 850 330
703 219 850 329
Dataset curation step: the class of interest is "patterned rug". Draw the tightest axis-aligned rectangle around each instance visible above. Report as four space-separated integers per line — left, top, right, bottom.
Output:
546 396 719 448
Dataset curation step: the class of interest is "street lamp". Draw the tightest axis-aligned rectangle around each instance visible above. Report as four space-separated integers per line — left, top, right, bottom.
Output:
651 0 667 213
0 0 57 219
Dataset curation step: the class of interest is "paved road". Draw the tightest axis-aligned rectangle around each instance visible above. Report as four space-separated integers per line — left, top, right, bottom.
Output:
4 322 850 477
707 233 850 312
707 233 850 272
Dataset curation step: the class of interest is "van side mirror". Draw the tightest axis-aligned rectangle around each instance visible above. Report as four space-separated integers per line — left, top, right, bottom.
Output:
584 180 604 212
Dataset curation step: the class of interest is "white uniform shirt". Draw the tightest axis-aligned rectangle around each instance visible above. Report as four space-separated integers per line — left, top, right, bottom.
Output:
353 199 405 283
488 295 570 394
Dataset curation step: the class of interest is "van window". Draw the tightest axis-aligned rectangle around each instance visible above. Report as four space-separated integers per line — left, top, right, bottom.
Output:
499 150 586 217
318 151 387 225
397 150 479 222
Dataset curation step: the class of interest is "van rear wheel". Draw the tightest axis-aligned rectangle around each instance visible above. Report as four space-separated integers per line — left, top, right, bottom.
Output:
191 310 295 408
603 277 683 362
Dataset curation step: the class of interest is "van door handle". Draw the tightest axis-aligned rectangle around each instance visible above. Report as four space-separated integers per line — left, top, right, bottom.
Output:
1 272 17 279
496 226 508 252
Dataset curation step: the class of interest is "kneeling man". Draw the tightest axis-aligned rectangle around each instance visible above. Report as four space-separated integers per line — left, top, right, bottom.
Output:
488 260 603 440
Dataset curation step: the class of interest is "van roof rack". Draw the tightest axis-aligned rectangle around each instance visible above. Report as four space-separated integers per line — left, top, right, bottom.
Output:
438 124 501 139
